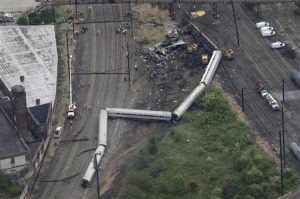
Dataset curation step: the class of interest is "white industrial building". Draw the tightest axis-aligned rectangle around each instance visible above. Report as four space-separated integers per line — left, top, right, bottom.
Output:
0 25 57 175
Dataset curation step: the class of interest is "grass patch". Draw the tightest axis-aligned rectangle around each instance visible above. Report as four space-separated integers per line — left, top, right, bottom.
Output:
17 8 55 25
0 172 22 197
120 86 298 199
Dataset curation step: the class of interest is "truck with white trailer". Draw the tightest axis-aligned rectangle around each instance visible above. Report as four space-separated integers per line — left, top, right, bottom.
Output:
256 80 279 111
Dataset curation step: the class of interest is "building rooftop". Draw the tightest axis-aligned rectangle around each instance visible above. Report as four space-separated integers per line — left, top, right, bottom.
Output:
0 25 57 108
0 108 29 159
0 0 39 12
29 103 51 125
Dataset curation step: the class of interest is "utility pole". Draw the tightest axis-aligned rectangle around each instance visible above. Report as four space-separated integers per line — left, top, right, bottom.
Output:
66 32 70 73
282 79 285 103
127 42 131 89
282 107 285 168
75 0 78 19
231 0 240 47
128 1 133 37
279 130 284 197
72 20 75 38
51 0 55 23
94 154 100 199
169 3 174 18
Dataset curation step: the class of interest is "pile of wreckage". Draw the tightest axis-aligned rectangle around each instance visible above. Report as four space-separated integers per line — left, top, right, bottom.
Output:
143 24 213 83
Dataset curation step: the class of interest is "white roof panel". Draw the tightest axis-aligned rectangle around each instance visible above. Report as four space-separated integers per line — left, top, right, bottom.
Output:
0 25 57 107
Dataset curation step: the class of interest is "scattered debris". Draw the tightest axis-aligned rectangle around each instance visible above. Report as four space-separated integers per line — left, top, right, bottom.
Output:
139 24 213 109
116 23 130 34
81 26 88 33
187 43 198 53
282 46 296 59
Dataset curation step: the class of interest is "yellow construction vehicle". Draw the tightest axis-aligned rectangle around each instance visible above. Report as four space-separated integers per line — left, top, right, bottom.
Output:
190 10 206 20
201 54 208 65
187 43 198 53
222 48 234 60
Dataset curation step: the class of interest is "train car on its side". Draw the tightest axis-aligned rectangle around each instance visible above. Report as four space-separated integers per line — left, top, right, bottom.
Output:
98 110 108 146
291 70 300 88
81 145 105 188
289 142 300 162
172 50 222 120
106 108 172 121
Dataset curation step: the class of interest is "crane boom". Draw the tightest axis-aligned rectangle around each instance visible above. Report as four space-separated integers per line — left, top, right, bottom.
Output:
68 55 76 119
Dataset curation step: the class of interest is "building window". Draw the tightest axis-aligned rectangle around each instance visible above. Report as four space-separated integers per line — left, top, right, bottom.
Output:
11 157 15 165
25 153 30 161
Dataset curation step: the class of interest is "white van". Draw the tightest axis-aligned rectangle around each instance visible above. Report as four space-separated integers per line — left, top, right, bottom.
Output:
271 41 286 49
256 21 270 29
54 127 63 138
260 26 274 33
261 30 275 37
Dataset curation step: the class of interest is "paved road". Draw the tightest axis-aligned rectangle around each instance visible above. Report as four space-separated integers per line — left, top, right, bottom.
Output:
35 4 129 199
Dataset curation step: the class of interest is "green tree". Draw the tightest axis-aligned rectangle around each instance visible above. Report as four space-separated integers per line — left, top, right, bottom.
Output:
210 187 222 199
189 181 199 192
16 16 28 25
16 8 55 25
171 175 188 195
40 9 55 24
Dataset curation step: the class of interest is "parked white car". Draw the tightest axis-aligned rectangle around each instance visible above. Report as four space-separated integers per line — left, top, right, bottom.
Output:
271 41 286 49
256 21 270 29
54 127 63 138
261 30 276 37
260 26 274 33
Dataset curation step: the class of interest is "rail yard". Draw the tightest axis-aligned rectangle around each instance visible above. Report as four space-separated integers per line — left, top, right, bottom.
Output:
17 1 300 199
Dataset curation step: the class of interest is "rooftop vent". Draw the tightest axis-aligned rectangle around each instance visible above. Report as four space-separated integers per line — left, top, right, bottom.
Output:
36 99 40 105
20 76 24 82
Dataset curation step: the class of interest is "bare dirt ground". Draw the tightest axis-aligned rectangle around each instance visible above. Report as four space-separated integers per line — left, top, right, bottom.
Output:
132 4 176 47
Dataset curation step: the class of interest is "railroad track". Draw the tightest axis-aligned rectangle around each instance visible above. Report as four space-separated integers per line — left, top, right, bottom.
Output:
36 4 129 198
218 3 300 174
221 62 300 175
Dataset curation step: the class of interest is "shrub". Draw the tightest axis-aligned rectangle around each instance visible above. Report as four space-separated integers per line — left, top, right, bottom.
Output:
189 181 199 192
17 8 55 25
171 175 188 195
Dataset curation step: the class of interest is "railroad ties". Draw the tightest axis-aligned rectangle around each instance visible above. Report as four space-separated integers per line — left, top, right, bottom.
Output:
80 23 223 188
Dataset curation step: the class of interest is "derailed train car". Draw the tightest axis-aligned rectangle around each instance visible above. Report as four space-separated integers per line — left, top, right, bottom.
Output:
81 110 108 188
291 70 300 88
289 142 300 162
80 145 106 188
81 109 172 187
172 50 222 120
106 108 172 121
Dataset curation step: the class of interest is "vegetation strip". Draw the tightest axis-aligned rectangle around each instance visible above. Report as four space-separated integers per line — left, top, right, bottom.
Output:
120 86 297 199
